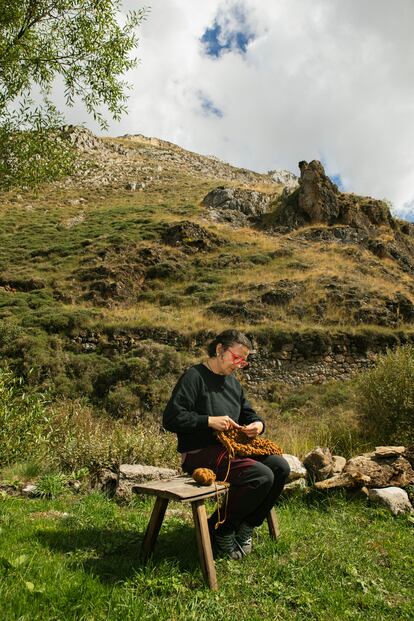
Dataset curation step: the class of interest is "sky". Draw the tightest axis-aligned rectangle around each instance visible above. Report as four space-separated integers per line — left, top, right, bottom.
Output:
62 0 414 219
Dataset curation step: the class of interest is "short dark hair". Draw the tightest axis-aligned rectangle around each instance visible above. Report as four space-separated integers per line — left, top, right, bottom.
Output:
207 330 253 357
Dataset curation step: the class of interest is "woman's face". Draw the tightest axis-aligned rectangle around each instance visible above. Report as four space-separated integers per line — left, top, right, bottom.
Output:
216 343 250 375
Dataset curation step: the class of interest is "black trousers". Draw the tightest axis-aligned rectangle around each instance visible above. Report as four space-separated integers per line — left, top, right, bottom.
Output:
183 445 290 533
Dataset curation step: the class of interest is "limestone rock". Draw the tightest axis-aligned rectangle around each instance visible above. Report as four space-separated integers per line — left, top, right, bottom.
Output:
118 464 178 500
282 453 307 481
201 186 275 225
267 169 299 190
283 478 307 493
332 455 347 475
368 487 414 516
161 221 224 253
314 472 370 490
259 159 394 234
303 447 334 481
22 484 38 498
261 280 304 306
344 449 414 488
298 160 341 224
374 446 406 458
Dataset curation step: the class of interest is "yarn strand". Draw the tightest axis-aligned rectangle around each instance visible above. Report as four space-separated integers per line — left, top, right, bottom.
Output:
191 427 283 530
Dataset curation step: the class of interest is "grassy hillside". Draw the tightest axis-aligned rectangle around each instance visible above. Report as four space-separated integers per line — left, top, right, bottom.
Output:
1 129 414 459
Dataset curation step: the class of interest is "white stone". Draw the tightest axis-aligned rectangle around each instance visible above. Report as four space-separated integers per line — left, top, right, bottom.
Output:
22 484 38 498
282 454 307 481
283 478 307 492
368 487 414 516
332 455 346 474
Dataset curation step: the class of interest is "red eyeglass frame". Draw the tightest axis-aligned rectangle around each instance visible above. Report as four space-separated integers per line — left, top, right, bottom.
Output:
227 348 249 368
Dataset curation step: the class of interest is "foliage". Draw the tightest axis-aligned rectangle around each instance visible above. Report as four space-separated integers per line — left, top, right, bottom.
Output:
0 367 51 467
48 399 177 473
36 472 68 499
0 0 147 188
0 104 75 189
355 344 414 445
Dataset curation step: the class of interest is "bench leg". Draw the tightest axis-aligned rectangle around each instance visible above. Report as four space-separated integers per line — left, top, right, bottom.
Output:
141 497 169 562
266 507 280 540
192 500 218 591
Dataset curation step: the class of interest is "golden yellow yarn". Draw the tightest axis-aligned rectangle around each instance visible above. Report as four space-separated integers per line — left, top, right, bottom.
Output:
191 427 282 531
192 467 217 486
216 427 283 458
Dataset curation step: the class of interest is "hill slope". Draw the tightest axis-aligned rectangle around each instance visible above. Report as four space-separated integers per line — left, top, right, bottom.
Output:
1 127 414 417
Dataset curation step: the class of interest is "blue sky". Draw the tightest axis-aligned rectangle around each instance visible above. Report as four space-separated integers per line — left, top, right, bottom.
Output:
200 5 255 58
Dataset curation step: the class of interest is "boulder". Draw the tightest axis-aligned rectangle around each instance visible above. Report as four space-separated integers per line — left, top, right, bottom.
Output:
303 447 334 481
282 453 307 481
368 487 414 516
201 186 275 224
22 484 38 498
161 221 223 252
332 455 347 475
343 448 414 488
283 478 307 493
117 464 178 500
267 169 299 190
314 472 371 490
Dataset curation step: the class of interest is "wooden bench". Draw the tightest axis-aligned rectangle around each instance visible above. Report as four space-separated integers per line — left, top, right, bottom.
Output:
134 475 280 590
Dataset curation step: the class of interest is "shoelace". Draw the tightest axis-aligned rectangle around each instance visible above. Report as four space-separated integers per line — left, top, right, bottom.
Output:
236 523 254 545
215 531 244 559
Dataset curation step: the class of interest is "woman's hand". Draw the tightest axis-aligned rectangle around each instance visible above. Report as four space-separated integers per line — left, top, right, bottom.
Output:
208 416 242 431
242 421 264 438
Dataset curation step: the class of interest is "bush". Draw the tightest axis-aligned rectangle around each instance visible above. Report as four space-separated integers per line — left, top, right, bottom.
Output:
0 368 51 466
49 400 177 473
355 344 414 445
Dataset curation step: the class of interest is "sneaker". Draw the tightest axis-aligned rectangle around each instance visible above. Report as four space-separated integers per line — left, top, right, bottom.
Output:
214 531 244 560
236 522 255 555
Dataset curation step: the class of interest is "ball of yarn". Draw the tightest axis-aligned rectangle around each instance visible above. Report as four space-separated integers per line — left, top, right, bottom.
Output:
193 467 216 486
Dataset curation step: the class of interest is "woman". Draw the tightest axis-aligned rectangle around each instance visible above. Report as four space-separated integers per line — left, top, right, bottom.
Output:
163 329 290 560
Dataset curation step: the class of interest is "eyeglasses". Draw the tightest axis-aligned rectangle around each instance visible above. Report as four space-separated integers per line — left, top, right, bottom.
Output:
227 348 249 368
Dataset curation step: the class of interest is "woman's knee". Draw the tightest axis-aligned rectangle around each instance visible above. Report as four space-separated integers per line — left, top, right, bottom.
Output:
262 455 291 481
241 461 274 490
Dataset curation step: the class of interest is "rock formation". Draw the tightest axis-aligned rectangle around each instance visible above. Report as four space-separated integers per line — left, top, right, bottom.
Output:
260 159 397 233
201 186 276 226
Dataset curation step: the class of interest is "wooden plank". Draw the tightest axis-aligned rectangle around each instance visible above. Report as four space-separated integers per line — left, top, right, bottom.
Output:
266 508 280 540
141 497 169 561
192 500 218 590
133 477 228 502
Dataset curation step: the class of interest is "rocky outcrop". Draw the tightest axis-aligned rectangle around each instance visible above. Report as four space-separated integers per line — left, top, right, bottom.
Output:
202 186 276 225
259 159 396 234
161 221 224 253
267 169 299 190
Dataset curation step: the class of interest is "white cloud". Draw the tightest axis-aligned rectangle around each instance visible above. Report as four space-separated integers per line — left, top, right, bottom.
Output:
61 0 414 217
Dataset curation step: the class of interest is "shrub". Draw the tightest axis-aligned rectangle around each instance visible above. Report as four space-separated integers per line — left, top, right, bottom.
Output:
36 473 68 499
49 400 177 473
0 368 51 466
355 344 414 445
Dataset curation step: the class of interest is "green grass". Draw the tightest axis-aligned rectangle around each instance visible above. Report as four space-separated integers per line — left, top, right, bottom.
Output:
0 491 412 620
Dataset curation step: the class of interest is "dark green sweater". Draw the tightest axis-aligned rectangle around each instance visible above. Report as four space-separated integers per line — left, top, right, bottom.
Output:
162 363 265 452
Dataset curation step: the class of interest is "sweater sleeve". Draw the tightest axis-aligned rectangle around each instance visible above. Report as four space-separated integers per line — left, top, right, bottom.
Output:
162 368 209 433
239 388 265 433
